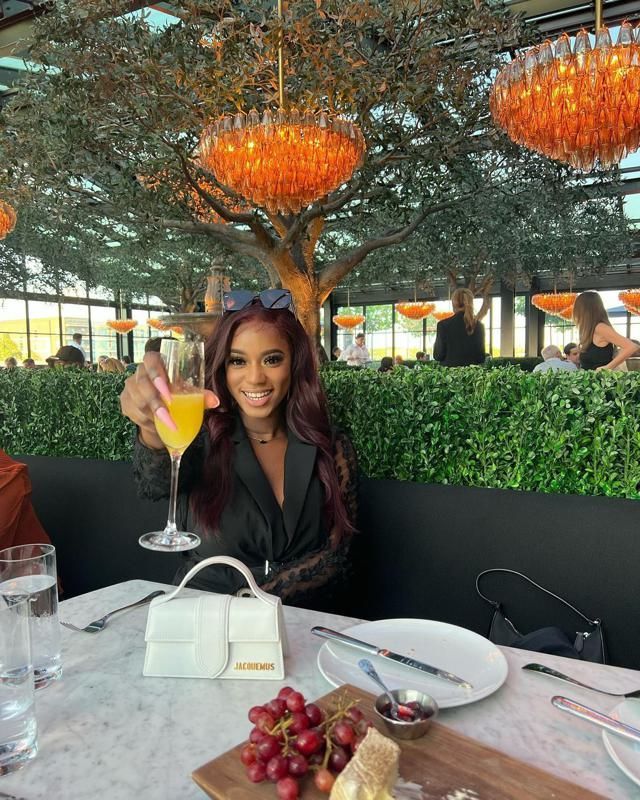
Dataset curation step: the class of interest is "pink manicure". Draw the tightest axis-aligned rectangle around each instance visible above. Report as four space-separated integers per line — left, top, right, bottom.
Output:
153 376 172 404
155 406 177 431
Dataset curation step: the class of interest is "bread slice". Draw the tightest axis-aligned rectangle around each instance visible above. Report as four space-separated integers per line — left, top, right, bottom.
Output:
329 727 400 800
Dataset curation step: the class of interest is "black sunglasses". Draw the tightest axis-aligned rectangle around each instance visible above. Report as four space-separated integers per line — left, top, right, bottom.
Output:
222 289 293 313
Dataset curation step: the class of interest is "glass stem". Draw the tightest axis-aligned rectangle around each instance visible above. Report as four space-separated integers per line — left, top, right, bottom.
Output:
163 452 182 537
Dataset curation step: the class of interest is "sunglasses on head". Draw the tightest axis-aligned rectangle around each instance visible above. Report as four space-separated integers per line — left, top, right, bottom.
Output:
222 289 293 313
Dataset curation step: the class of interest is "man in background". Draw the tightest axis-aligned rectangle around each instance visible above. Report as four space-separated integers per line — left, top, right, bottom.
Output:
22 358 36 369
533 345 578 373
69 332 87 363
339 332 370 367
3 357 17 369
563 342 580 368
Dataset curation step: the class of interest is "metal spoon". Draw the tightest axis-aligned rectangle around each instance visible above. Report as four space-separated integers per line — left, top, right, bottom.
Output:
358 658 416 721
523 663 640 699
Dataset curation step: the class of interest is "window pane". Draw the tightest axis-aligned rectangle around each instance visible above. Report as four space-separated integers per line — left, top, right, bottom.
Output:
394 310 422 361
0 297 28 362
514 295 526 357
61 304 90 359
334 306 364 358
131 307 151 362
364 304 392 361
26 300 61 363
89 305 118 359
490 297 501 356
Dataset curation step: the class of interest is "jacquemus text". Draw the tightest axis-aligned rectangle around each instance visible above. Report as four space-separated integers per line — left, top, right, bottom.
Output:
234 662 276 671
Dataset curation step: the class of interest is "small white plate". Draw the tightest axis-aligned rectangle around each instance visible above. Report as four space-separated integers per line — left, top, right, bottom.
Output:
316 618 508 709
602 700 640 787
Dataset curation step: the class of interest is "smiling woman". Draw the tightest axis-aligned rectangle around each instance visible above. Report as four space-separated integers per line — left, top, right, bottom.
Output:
120 297 357 611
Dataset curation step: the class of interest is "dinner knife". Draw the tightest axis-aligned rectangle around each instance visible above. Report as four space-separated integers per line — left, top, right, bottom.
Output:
552 696 640 744
311 626 473 689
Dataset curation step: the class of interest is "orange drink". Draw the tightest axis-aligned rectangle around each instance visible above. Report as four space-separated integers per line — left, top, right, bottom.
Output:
155 392 204 453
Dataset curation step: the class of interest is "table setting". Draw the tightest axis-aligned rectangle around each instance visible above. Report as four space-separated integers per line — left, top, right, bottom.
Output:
2 575 640 799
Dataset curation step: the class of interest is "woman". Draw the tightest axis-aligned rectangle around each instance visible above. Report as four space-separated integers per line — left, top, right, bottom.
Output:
433 288 485 367
573 291 638 371
378 356 394 373
120 291 357 611
99 357 125 373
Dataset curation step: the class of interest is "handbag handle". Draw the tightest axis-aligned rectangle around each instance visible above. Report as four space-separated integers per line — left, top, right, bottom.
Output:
159 556 280 607
476 569 600 627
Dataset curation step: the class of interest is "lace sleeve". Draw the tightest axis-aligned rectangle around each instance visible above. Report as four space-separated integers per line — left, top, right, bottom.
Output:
132 430 205 501
260 431 358 610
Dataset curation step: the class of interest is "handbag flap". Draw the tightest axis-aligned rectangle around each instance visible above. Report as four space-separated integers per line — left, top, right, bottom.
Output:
228 595 281 643
145 594 231 678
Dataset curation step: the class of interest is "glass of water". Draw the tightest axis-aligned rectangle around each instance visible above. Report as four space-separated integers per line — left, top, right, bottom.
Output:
0 595 37 774
0 544 62 689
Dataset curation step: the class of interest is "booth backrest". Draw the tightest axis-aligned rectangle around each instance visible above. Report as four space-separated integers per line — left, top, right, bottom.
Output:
17 455 640 669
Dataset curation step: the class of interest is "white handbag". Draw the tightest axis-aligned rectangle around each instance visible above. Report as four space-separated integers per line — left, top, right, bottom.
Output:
143 555 287 680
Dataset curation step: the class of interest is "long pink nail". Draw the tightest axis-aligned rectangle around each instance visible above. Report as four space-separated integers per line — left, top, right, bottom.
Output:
155 406 177 431
153 376 171 404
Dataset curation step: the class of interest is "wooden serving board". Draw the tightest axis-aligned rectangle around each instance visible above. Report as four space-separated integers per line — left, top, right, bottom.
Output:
192 685 605 800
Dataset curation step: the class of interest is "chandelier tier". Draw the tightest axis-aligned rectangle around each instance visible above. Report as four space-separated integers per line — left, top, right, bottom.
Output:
531 292 577 314
490 18 640 171
556 306 575 321
106 320 138 334
332 313 365 330
395 302 435 320
619 289 640 316
432 310 455 322
0 200 17 240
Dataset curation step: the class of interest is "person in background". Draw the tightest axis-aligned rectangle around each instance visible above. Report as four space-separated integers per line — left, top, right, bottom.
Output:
415 351 429 364
533 345 577 373
69 332 87 363
144 336 176 354
563 342 580 368
394 354 409 369
573 291 638 371
22 358 36 369
99 357 125 373
3 357 17 369
378 356 394 373
121 355 132 365
433 288 485 367
339 332 370 367
49 346 85 367
0 449 51 550
332 346 342 361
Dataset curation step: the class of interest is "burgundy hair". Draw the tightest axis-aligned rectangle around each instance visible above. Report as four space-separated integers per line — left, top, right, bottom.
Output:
191 304 353 541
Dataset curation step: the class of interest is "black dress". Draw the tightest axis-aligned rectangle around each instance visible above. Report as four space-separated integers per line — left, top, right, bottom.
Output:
433 311 485 367
133 418 358 611
579 342 614 371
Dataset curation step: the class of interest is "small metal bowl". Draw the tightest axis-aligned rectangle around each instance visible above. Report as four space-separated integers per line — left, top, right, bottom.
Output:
373 689 439 740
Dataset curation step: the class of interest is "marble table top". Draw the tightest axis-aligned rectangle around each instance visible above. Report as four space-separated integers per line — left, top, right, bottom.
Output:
3 579 639 799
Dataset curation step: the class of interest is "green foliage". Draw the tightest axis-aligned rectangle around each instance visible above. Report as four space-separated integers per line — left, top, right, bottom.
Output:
0 369 135 460
485 357 542 372
3 366 640 499
322 366 640 498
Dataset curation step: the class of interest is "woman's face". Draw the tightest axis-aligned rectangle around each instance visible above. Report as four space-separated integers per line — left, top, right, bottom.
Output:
225 320 292 421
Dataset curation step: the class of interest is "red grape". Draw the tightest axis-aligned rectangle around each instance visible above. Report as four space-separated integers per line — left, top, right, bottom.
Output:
266 755 290 782
248 705 266 724
329 745 349 773
355 719 373 737
246 761 267 783
256 711 276 734
266 698 288 720
288 753 309 776
285 691 306 714
289 711 310 735
294 728 323 756
249 727 265 744
277 776 300 800
240 743 256 766
346 706 364 724
314 768 335 793
257 735 281 763
305 703 324 726
277 686 295 700
332 720 355 747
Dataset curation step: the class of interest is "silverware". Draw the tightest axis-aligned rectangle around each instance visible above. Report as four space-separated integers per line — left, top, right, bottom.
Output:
60 590 165 633
552 695 640 745
358 658 412 720
523 663 640 699
311 626 473 689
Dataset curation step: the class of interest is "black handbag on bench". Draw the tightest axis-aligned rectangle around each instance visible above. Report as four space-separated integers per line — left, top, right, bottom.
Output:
476 569 606 664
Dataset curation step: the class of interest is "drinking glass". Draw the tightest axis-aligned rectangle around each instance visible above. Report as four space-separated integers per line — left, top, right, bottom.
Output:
0 544 61 689
0 595 37 775
139 339 205 552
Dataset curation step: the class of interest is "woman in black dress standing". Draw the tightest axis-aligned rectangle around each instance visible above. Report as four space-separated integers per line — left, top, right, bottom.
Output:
433 288 485 367
573 291 637 371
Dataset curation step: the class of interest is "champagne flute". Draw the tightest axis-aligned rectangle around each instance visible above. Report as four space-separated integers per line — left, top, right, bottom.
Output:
139 339 205 552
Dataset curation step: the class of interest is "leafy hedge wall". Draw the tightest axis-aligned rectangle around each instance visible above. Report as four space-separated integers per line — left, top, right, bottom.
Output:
2 366 640 498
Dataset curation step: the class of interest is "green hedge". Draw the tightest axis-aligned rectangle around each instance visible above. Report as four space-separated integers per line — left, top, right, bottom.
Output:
2 366 640 498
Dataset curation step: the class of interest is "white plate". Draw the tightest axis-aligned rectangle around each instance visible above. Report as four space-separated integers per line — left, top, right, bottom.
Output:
316 618 508 709
602 700 640 787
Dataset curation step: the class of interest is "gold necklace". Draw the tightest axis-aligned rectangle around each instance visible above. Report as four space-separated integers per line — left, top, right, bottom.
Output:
245 432 284 445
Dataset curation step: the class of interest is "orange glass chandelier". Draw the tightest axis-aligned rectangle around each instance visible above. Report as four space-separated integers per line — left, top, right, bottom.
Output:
148 318 167 330
332 313 365 330
395 302 436 320
0 200 17 240
556 306 575 321
531 292 577 315
199 0 365 215
106 320 138 334
490 13 640 171
432 310 455 322
619 289 640 316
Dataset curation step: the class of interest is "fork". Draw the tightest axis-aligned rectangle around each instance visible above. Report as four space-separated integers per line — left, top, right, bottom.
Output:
523 663 640 699
60 590 165 633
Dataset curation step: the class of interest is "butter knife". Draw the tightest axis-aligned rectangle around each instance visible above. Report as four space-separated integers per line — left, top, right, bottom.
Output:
552 696 640 744
311 626 473 689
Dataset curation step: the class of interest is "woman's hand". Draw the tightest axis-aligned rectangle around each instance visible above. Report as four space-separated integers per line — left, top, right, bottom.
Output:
120 352 220 450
